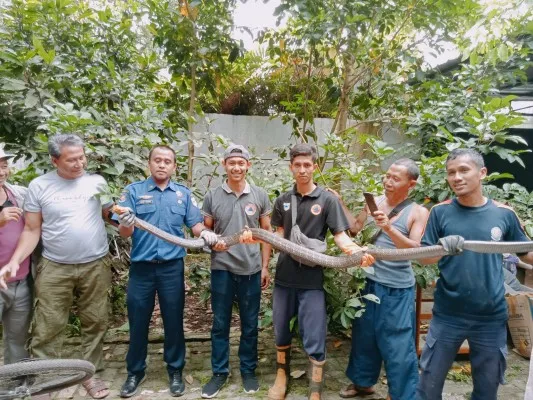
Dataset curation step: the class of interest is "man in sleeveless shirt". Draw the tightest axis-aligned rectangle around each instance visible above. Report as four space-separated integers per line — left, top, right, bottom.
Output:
336 159 429 400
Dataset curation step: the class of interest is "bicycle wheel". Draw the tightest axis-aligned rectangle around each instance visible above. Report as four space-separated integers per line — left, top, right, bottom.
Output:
0 359 95 399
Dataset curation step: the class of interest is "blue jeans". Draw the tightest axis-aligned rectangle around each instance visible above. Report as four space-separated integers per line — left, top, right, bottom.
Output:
126 259 185 377
272 285 327 361
416 313 507 400
346 280 418 400
210 270 261 375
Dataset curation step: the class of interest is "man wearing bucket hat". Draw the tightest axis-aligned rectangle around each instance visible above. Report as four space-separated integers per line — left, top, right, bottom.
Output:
0 148 32 365
200 144 273 398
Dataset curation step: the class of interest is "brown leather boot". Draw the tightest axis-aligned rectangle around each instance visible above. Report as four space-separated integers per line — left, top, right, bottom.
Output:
308 357 326 400
267 345 291 400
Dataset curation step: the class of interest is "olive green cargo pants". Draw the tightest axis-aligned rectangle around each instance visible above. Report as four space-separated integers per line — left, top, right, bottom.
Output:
30 257 111 371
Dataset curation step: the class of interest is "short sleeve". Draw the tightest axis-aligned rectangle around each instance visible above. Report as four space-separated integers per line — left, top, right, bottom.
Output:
421 206 442 246
325 196 350 234
95 176 114 209
202 190 213 218
271 197 284 227
184 191 203 228
504 209 529 242
23 181 42 213
112 185 136 222
259 190 272 217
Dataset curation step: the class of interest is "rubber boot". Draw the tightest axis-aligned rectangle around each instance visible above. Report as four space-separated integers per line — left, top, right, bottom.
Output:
308 357 326 400
267 345 291 400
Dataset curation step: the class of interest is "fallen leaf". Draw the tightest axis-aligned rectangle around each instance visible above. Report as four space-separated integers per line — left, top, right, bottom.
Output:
290 370 306 379
185 375 194 384
103 346 110 351
333 340 343 348
158 348 164 354
104 353 111 360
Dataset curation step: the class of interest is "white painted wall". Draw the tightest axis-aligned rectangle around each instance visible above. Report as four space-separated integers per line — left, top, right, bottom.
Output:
192 113 412 161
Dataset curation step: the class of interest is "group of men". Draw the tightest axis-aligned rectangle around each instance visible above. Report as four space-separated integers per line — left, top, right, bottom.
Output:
0 134 531 400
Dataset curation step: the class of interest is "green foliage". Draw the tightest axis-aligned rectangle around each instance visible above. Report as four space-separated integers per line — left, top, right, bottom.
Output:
2 0 533 335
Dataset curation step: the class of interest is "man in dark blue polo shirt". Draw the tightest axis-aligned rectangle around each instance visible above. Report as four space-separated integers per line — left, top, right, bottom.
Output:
115 145 218 398
417 148 533 400
266 143 374 400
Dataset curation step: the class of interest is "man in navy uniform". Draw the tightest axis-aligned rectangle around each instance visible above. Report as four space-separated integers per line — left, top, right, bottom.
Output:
115 145 218 398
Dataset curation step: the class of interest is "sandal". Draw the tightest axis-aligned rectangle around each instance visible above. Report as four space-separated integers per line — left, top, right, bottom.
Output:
339 383 375 398
82 377 110 399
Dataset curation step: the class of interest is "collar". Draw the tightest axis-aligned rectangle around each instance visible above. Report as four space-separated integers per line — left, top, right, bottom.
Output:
222 180 250 195
146 176 177 192
291 184 321 198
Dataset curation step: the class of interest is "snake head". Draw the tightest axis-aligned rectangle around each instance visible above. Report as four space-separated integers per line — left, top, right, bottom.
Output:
239 227 254 244
240 226 261 244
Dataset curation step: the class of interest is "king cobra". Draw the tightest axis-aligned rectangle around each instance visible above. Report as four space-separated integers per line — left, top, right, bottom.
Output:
113 206 533 268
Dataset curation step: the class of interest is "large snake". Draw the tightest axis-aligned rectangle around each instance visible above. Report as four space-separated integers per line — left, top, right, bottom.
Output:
113 206 533 268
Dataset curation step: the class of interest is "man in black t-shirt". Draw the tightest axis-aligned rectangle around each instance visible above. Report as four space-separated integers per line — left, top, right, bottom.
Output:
265 143 374 400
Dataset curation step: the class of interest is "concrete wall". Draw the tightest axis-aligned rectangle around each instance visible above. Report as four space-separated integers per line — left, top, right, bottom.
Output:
192 113 409 161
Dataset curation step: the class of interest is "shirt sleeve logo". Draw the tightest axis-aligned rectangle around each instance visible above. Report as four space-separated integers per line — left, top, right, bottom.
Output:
491 226 503 241
283 202 290 211
245 203 257 216
310 204 322 215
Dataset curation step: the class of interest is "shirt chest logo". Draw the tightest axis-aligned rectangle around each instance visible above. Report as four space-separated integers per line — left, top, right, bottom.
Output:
310 204 322 215
138 194 153 205
491 226 503 241
245 203 257 216
283 202 290 211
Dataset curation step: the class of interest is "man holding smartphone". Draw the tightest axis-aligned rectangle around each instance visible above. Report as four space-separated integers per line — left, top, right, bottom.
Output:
334 158 429 400
0 149 31 365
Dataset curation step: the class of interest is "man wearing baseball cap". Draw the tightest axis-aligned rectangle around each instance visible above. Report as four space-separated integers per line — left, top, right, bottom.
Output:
0 148 32 365
201 144 273 398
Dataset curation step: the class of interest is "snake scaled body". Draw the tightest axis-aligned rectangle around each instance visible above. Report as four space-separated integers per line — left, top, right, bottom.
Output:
113 206 533 268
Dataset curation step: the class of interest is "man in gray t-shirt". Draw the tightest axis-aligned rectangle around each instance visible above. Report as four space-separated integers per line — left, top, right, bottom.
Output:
0 134 113 399
200 145 272 398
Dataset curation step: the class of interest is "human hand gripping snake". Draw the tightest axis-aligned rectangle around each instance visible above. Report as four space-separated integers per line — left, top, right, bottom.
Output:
112 206 533 268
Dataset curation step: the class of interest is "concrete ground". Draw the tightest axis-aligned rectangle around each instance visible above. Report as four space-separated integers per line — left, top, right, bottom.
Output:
23 329 530 400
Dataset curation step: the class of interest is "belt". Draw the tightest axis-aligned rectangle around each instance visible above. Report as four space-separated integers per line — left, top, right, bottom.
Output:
146 259 177 264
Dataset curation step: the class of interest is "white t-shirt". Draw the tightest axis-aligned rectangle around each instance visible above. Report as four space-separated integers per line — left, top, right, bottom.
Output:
24 171 112 264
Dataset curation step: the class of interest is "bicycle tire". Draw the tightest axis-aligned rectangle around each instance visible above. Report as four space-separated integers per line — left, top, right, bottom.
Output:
0 359 95 399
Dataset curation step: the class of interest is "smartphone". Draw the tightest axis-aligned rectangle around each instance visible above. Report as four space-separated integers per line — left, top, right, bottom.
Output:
363 192 378 214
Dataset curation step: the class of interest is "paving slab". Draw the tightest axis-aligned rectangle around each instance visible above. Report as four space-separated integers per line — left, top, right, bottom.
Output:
2 331 529 399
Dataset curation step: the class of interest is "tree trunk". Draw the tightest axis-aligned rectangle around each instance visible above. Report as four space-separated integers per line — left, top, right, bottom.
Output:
187 63 196 187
